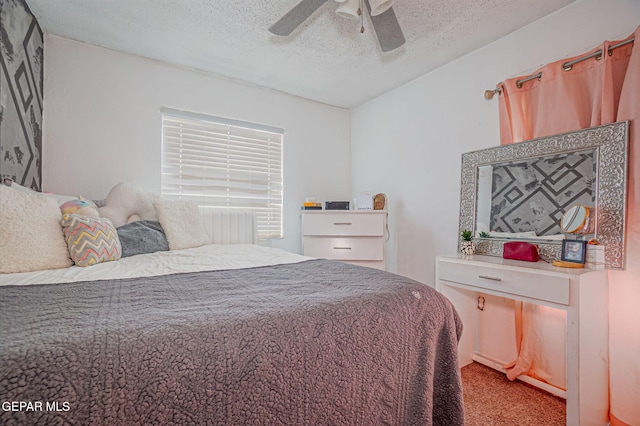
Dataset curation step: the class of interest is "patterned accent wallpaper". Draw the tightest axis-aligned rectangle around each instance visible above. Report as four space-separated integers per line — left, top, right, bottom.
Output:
490 151 596 236
0 0 43 190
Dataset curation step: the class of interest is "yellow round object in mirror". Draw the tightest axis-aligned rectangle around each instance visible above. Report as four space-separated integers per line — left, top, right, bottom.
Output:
561 204 590 234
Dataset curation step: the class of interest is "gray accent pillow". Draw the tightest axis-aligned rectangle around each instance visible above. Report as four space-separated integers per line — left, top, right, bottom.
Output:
116 220 169 258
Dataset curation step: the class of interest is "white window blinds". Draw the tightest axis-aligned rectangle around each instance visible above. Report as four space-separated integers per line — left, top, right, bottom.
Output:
161 108 284 240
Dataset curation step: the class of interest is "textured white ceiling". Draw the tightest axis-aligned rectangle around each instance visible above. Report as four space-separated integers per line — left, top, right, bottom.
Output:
26 0 575 108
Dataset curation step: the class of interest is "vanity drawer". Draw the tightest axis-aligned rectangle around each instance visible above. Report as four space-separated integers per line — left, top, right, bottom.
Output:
438 261 570 305
302 213 384 236
303 236 384 261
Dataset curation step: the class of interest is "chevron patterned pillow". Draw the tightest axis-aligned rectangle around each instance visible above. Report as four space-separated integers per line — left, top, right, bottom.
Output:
61 214 122 267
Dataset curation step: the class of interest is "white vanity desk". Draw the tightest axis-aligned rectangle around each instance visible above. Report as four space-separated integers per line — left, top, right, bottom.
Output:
436 254 608 426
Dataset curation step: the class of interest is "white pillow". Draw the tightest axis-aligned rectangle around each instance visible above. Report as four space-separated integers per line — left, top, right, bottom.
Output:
153 199 209 250
0 185 73 273
7 181 39 194
8 181 80 206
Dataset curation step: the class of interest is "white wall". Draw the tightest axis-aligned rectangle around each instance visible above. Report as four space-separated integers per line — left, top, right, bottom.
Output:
41 35 352 253
351 0 640 420
351 0 640 284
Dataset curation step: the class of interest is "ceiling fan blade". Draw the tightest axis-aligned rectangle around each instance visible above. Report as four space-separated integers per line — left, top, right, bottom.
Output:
364 0 405 52
269 0 330 36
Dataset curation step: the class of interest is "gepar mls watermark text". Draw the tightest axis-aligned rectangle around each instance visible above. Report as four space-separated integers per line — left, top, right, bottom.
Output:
2 401 70 412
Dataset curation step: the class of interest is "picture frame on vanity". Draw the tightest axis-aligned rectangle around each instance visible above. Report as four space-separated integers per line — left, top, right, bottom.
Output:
561 240 587 264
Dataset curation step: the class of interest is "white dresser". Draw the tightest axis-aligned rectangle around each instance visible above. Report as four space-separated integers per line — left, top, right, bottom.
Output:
301 211 387 270
436 254 608 426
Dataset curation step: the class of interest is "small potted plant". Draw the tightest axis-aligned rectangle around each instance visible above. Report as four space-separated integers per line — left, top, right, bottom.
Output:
460 230 475 255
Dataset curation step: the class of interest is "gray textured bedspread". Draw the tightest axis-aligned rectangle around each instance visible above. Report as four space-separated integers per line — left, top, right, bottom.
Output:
0 259 464 425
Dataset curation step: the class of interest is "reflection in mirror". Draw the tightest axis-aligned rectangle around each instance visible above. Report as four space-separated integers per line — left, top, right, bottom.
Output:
459 121 629 269
561 204 594 235
475 150 596 240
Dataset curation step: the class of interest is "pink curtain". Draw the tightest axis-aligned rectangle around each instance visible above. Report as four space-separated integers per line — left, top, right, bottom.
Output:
498 26 639 425
607 26 640 426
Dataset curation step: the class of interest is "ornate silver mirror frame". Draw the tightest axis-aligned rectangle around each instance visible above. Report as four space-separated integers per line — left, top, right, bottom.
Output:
459 121 629 269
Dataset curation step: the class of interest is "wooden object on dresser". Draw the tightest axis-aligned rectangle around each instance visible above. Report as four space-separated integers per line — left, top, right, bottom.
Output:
301 211 387 270
435 254 608 426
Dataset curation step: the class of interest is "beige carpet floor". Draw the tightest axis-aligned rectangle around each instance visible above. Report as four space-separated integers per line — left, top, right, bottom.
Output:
461 362 566 426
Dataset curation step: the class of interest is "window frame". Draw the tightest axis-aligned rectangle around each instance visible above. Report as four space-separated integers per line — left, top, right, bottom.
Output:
160 108 284 240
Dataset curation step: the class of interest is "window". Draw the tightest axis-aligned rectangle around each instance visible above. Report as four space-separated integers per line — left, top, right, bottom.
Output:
161 108 283 240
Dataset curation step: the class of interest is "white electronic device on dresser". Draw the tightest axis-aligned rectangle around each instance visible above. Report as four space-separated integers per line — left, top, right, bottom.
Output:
436 254 608 426
301 211 387 270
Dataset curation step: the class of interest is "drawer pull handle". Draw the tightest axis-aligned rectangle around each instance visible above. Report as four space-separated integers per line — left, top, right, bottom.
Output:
479 275 502 281
333 222 352 225
333 246 352 250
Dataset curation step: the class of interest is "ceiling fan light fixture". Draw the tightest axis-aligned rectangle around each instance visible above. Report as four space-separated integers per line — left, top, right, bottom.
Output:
269 0 405 52
335 0 361 19
369 0 393 16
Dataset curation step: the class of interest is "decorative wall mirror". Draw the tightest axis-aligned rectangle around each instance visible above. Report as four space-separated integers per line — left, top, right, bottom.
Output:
458 121 629 269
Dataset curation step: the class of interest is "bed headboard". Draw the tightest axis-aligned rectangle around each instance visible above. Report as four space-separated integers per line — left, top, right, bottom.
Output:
200 209 257 244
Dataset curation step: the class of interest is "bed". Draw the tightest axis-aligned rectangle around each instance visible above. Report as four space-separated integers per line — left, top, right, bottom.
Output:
0 185 464 425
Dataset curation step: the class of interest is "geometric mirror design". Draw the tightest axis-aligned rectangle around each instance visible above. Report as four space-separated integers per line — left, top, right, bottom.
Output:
459 121 629 269
491 151 596 236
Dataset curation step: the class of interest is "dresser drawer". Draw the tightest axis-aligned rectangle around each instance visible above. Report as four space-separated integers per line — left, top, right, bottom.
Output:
303 236 384 261
302 213 385 236
438 260 570 305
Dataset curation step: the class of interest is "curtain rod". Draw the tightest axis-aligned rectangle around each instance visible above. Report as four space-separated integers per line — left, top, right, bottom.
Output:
484 37 635 100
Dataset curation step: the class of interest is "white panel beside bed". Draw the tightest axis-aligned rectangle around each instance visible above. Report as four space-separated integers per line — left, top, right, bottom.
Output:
200 208 256 245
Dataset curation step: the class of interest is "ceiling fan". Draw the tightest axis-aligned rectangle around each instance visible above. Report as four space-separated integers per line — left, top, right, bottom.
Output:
269 0 406 53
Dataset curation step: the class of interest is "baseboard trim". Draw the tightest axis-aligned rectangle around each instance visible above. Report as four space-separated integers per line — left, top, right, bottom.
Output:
471 353 567 400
